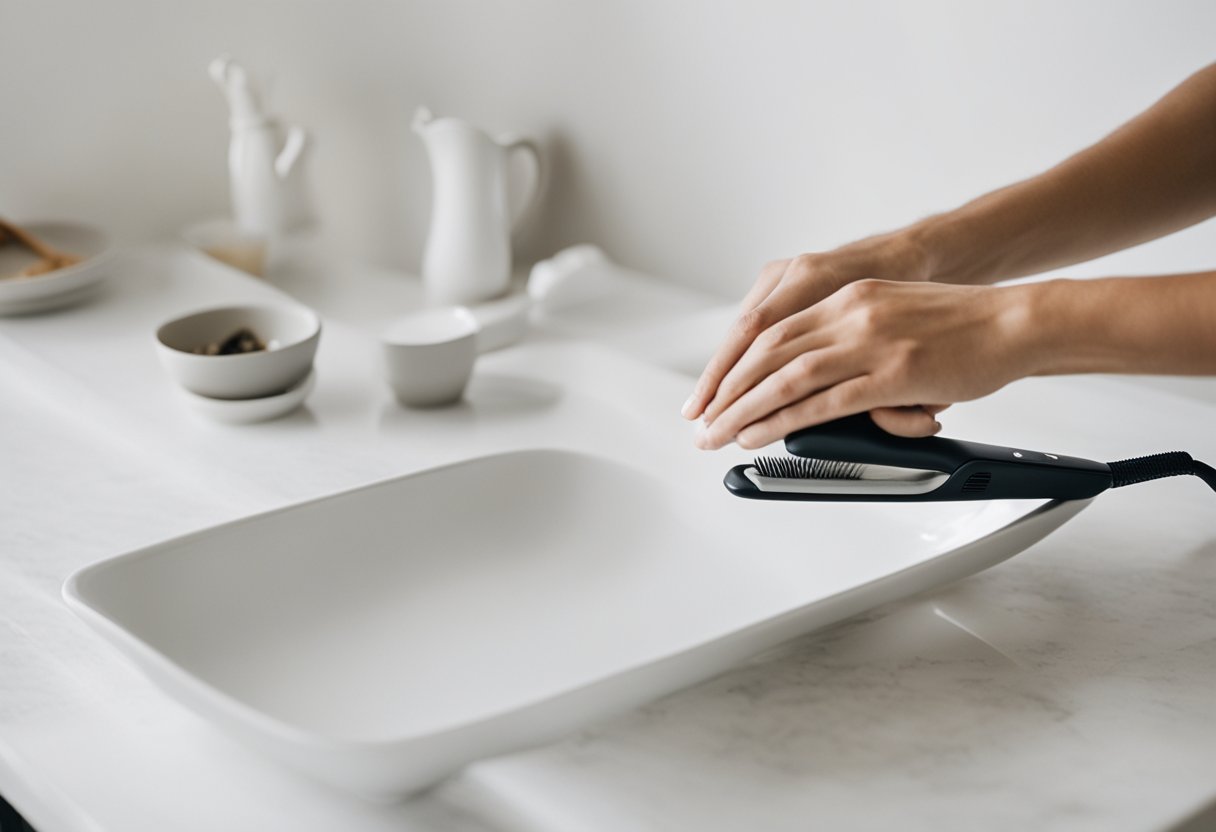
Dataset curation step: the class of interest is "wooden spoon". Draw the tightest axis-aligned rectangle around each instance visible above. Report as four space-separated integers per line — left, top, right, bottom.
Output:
0 218 83 278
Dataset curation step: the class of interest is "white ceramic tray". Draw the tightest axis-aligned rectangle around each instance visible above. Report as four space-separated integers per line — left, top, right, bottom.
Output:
64 447 1089 800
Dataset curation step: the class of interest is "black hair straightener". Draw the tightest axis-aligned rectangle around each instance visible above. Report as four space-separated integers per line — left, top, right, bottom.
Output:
724 414 1216 503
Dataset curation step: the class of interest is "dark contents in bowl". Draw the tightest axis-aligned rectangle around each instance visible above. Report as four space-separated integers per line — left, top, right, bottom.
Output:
193 328 268 356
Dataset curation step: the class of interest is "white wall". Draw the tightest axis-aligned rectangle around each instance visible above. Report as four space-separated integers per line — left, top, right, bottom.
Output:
3 0 1214 297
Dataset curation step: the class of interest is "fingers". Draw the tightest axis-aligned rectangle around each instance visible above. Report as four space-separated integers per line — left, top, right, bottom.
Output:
868 406 943 438
695 349 856 449
702 306 830 422
733 375 880 450
682 261 789 420
682 304 769 419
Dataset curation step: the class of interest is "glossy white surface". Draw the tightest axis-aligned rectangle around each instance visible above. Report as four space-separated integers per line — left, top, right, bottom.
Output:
0 221 111 313
63 443 1085 798
3 246 1216 831
155 303 320 399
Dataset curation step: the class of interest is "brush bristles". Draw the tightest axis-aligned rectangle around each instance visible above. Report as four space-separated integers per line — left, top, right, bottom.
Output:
752 455 865 480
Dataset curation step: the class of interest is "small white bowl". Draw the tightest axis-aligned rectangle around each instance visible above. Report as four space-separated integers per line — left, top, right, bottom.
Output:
156 304 321 400
381 306 479 407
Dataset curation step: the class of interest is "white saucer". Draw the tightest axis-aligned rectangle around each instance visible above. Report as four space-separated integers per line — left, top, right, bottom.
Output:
175 368 315 424
0 221 112 316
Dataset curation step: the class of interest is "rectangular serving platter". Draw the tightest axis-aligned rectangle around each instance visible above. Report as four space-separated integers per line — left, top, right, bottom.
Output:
65 447 1087 799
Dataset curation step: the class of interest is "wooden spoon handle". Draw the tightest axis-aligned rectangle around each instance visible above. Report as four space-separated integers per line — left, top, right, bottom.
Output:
0 219 84 277
0 218 61 260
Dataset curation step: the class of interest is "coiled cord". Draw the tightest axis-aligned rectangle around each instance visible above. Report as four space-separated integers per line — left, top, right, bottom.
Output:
1107 451 1216 493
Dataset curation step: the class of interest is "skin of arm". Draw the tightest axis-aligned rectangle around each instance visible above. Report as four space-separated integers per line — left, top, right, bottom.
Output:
694 272 1216 451
684 62 1216 447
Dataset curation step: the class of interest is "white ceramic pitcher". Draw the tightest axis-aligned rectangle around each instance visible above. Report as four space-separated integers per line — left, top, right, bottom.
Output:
413 107 543 305
209 55 310 235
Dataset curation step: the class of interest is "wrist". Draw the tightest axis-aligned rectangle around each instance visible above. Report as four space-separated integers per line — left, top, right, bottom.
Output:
993 281 1057 379
900 220 944 282
887 227 936 283
905 211 992 285
830 228 936 286
999 278 1113 377
907 196 1038 286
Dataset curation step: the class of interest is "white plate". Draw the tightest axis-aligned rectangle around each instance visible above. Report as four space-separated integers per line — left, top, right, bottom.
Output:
63 448 1090 800
174 368 315 424
0 281 105 316
0 221 112 314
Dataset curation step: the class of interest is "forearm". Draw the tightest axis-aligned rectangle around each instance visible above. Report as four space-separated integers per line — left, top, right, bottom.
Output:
687 64 1216 430
907 63 1216 286
1006 272 1216 376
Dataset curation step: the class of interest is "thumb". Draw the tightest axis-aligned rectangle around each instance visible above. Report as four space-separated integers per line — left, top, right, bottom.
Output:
869 406 943 438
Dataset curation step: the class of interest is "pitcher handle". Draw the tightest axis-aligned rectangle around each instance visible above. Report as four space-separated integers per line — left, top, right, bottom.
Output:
499 135 544 232
276 125 308 178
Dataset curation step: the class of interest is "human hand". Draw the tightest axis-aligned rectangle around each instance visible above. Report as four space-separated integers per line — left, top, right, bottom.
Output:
681 235 931 425
690 279 1034 450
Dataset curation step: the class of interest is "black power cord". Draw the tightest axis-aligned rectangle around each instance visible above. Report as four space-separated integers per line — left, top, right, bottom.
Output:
1107 452 1216 493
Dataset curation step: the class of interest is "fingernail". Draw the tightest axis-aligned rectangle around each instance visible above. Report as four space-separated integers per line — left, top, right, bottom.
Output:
680 395 696 419
932 420 943 433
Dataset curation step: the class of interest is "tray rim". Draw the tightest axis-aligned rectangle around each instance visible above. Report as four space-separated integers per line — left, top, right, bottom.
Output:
62 447 1092 769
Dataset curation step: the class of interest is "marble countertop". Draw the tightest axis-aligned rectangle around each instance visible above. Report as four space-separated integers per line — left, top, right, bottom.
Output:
2 245 1216 832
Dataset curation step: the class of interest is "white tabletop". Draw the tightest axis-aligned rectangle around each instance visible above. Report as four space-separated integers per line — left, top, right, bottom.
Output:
3 245 1216 831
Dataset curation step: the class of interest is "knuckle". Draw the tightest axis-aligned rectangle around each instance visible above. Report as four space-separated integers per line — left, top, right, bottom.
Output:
848 278 882 301
833 281 863 306
846 301 877 333
816 385 848 414
854 299 891 333
762 258 791 275
757 321 792 349
773 406 801 434
794 352 819 376
734 308 768 339
790 252 819 275
793 400 824 428
713 377 740 404
837 380 871 409
773 373 800 401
